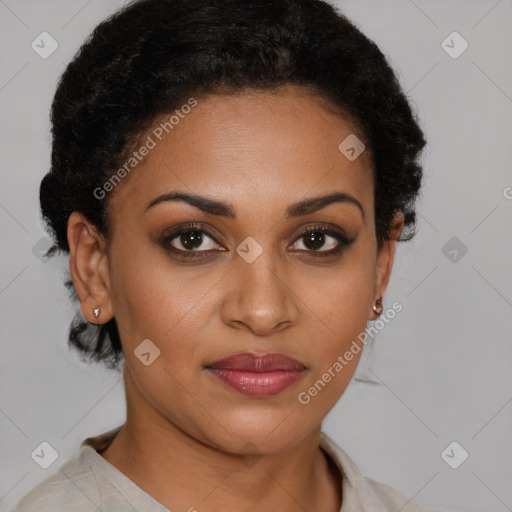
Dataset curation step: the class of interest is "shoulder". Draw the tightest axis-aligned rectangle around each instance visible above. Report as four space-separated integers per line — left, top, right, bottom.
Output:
9 449 101 512
362 476 446 512
319 431 454 512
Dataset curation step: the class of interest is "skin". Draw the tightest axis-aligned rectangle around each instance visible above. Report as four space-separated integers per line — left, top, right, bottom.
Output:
67 84 404 512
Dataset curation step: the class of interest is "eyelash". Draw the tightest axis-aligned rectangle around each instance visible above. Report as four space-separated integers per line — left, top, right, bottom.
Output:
160 222 356 260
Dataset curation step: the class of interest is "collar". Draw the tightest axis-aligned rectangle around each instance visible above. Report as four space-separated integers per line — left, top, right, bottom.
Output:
80 425 379 511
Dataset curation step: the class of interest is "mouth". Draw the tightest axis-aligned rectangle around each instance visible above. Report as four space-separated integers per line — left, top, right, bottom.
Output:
204 352 307 398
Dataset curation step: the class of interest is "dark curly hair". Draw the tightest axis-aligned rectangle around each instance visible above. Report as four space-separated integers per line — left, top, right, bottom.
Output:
39 0 427 371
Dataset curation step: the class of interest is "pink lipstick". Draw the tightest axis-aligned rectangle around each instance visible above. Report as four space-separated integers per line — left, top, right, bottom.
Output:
205 352 306 397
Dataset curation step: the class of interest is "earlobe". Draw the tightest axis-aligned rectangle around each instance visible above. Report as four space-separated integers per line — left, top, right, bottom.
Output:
67 211 114 324
372 297 383 317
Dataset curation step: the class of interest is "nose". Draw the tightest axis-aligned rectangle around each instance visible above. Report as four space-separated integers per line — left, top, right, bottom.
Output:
220 254 299 336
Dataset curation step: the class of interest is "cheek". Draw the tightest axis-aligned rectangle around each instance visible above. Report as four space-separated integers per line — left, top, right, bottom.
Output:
108 246 218 364
108 252 212 408
301 249 375 337
296 247 375 394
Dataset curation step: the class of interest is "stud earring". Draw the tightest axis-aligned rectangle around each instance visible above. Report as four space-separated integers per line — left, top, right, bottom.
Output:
372 297 383 316
93 306 100 319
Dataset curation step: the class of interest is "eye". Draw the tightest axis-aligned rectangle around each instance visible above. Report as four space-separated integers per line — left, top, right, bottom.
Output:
289 225 356 257
160 222 355 260
160 222 224 256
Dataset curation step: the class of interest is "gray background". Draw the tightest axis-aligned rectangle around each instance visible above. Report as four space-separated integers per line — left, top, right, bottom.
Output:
1 1 511 511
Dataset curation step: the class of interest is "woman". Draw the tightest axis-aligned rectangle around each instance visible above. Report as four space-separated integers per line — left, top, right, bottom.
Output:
11 0 449 510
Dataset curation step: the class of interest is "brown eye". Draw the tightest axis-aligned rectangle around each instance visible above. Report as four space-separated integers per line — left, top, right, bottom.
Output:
297 230 335 251
289 226 355 256
172 229 209 251
160 223 225 256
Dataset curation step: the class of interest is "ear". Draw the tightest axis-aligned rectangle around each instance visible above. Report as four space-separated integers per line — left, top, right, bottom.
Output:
68 211 113 324
370 210 405 320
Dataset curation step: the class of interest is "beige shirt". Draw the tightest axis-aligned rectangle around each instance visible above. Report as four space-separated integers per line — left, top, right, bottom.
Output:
10 425 446 512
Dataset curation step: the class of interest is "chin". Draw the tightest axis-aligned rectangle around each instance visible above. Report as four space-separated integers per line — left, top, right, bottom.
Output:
202 406 317 455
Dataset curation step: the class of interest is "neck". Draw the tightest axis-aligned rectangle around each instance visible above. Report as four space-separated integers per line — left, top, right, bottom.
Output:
99 365 342 512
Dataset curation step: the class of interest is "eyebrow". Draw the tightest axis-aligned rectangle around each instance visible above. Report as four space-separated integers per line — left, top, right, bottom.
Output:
145 191 365 221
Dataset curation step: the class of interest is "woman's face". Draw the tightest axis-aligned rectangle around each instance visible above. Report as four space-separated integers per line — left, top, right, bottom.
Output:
72 85 402 454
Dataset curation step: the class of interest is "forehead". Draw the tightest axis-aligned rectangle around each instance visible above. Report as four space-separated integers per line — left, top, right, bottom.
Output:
108 85 374 221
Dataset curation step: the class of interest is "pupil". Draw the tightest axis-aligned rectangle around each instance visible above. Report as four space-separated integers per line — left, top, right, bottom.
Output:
304 231 324 250
181 230 202 249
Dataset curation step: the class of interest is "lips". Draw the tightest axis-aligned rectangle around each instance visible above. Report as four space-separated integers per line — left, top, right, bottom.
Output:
205 352 307 397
